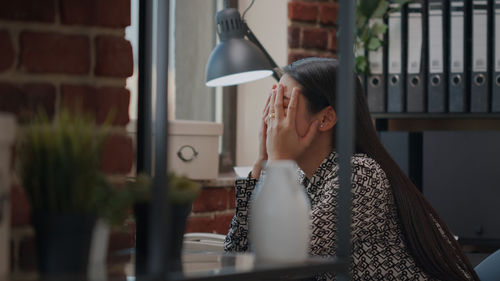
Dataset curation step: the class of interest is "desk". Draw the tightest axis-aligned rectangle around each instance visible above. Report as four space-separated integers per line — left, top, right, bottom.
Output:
173 251 347 281
10 251 347 281
118 250 346 281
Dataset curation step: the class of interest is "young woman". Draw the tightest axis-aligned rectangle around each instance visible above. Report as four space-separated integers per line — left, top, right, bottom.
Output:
224 58 479 281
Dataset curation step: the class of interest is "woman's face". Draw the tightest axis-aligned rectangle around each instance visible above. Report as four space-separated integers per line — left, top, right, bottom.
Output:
278 74 316 137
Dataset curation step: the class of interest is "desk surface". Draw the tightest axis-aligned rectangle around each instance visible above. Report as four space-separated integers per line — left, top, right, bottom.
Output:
10 251 347 281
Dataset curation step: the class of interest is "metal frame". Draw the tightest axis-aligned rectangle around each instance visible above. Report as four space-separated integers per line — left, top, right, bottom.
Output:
218 0 238 174
135 0 153 276
218 85 238 174
335 1 357 280
148 0 171 278
136 0 357 279
137 0 153 175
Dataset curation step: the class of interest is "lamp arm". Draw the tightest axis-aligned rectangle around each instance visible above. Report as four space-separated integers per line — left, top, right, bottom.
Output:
243 22 281 82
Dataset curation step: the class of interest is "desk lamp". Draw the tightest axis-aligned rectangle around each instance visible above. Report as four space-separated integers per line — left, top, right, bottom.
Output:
205 1 280 87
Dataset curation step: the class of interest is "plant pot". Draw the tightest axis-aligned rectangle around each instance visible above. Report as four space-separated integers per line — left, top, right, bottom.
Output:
169 203 192 272
134 202 192 275
32 213 96 275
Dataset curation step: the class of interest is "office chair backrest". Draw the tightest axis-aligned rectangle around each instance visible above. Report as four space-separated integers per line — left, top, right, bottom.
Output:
475 249 500 281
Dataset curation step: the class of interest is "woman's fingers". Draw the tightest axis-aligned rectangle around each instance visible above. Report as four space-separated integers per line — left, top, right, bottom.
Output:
301 120 320 147
262 84 276 115
269 90 277 118
263 102 271 123
262 95 272 116
274 84 285 119
286 88 299 125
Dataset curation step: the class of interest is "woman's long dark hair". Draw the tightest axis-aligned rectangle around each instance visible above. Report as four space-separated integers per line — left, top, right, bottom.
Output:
283 57 479 281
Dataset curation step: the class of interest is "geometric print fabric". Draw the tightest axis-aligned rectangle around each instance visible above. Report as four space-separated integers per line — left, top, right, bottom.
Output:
224 152 444 280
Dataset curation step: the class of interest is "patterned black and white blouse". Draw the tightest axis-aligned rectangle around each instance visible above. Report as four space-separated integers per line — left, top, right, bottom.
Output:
224 151 437 280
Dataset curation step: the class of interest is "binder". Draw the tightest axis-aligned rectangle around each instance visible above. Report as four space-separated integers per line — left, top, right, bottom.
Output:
448 0 467 112
387 0 406 112
407 0 425 112
367 18 386 113
470 0 489 112
492 0 500 111
427 0 446 112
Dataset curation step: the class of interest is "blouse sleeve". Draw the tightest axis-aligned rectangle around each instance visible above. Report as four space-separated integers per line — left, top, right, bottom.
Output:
223 175 258 252
349 155 393 240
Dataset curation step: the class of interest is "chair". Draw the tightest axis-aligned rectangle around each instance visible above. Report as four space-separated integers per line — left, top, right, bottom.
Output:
474 249 500 281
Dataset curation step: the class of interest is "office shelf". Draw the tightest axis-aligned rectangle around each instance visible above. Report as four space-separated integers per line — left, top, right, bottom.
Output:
371 113 500 119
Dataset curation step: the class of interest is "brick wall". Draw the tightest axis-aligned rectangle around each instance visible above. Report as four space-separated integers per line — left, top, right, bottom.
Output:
186 183 235 235
288 0 338 64
0 0 134 276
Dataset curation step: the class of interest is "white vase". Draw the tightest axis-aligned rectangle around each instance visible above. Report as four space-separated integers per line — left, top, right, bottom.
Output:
87 218 110 280
249 160 311 264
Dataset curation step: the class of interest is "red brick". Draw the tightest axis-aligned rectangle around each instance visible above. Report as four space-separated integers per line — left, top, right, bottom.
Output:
319 3 338 25
108 230 134 253
0 0 55 22
18 235 37 271
288 26 301 49
328 29 337 51
185 216 215 233
0 82 56 122
107 270 127 280
0 30 14 72
60 0 130 28
302 28 328 50
228 187 236 209
214 213 233 235
61 84 129 126
100 135 134 174
319 53 337 60
60 84 98 117
288 1 318 22
96 87 130 126
288 52 313 65
95 36 133 77
10 185 31 226
21 32 90 74
192 188 230 213
107 230 133 263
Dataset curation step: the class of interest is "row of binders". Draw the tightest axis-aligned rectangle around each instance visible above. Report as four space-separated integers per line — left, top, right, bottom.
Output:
364 0 500 113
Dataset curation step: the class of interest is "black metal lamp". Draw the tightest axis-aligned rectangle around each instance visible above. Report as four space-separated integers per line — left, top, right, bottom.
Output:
205 5 280 87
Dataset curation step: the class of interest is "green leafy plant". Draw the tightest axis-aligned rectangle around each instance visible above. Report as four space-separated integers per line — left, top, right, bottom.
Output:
17 108 121 222
355 0 409 74
125 172 202 206
168 172 202 205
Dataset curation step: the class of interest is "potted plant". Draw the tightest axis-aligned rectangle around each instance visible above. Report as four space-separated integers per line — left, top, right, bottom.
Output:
16 108 119 275
125 172 201 274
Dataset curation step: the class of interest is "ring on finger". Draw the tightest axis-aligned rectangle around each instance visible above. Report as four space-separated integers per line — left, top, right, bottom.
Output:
266 112 275 124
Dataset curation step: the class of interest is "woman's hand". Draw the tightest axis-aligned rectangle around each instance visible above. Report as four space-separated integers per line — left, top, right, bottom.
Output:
266 85 320 161
250 84 276 179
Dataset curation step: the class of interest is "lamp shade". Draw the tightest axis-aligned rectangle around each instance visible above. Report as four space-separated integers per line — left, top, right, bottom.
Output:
205 8 273 87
